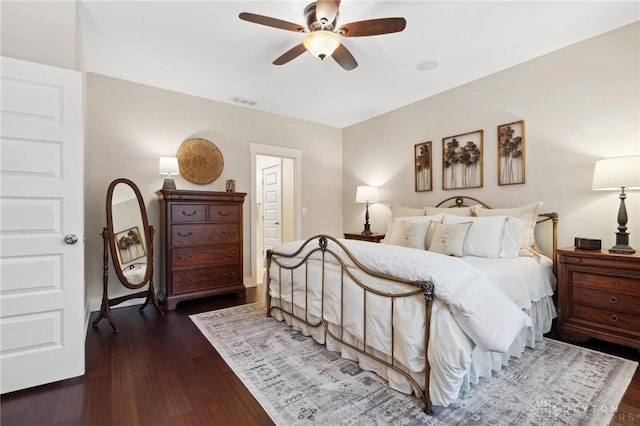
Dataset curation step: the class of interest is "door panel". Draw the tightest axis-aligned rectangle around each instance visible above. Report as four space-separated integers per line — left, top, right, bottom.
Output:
262 161 282 254
0 56 85 393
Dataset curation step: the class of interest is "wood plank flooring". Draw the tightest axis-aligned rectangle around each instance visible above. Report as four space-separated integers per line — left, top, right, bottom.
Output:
1 287 638 425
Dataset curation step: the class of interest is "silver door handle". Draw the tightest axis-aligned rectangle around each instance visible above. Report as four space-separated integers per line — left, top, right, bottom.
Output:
64 234 78 245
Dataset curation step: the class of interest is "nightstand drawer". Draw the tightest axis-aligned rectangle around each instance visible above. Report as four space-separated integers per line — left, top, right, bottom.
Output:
571 271 638 293
572 286 640 314
572 304 640 333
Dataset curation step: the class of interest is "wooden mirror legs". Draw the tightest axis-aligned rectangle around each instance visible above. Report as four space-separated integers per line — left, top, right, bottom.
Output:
93 228 164 332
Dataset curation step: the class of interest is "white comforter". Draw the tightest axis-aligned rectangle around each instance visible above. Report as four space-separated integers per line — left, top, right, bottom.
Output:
267 238 534 406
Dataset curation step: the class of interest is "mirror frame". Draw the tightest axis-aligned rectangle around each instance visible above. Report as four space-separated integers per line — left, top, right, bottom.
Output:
105 178 153 290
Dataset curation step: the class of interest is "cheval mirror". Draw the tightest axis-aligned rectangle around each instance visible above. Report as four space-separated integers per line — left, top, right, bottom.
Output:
92 178 163 332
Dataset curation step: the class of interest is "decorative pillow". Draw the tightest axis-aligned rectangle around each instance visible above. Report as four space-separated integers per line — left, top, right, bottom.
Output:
381 206 426 243
428 222 472 257
384 214 442 248
442 214 526 258
443 215 505 258
395 220 432 249
473 202 543 255
424 205 479 217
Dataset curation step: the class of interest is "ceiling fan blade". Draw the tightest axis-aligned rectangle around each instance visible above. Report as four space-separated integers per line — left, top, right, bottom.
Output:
315 0 340 26
239 12 305 33
339 17 406 37
273 43 307 65
332 44 357 71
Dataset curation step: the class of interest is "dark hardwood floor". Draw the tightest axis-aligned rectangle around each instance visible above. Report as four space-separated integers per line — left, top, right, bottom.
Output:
1 287 638 425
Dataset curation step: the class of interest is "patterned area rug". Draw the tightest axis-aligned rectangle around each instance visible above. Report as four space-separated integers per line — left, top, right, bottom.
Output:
190 303 637 425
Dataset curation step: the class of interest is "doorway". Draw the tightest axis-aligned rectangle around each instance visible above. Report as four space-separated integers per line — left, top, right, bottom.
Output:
250 143 302 287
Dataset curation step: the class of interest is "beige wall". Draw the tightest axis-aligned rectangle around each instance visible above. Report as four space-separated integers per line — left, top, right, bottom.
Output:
1 1 80 70
86 74 342 308
343 22 640 255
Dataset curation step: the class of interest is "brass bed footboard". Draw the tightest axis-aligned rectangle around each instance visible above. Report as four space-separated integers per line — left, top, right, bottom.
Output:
266 235 435 414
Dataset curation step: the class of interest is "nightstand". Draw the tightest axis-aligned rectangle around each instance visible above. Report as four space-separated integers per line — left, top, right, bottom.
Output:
557 247 640 350
343 232 385 243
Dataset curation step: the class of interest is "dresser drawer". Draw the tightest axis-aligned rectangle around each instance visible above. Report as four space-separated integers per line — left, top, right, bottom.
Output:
172 245 240 267
572 286 640 314
570 271 638 294
171 204 207 222
209 204 240 223
572 304 640 333
172 265 241 294
171 224 239 246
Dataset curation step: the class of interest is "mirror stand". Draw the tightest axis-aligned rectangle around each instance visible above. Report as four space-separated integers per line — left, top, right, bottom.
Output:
92 227 163 332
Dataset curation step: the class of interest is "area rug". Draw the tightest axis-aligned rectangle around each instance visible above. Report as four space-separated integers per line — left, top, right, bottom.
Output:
190 303 637 425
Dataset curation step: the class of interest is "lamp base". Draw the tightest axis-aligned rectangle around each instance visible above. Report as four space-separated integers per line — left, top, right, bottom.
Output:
609 231 635 254
361 224 372 235
162 177 176 190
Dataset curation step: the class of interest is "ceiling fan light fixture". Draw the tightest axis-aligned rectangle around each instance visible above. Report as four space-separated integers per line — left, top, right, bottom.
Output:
303 30 341 60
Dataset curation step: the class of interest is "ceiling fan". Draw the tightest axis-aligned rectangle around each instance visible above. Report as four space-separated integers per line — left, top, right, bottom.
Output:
239 1 406 71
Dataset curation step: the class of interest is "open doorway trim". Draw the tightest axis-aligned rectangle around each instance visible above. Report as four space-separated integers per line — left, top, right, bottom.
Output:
249 143 302 287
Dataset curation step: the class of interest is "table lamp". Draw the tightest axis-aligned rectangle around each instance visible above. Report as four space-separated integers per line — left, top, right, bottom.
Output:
355 186 379 235
159 157 179 190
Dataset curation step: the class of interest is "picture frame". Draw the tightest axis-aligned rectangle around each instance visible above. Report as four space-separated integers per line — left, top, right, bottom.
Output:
414 141 432 192
442 130 483 190
497 120 525 185
114 226 146 264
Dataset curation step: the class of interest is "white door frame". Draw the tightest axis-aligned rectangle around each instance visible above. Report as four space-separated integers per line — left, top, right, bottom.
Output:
249 143 302 287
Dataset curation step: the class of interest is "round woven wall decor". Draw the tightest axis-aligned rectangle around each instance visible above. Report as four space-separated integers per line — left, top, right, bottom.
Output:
176 138 224 185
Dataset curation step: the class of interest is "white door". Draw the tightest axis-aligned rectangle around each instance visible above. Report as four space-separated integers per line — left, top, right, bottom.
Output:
262 160 282 256
0 57 85 393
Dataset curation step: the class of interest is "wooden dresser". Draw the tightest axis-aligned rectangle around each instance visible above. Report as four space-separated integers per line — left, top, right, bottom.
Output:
156 189 246 310
557 247 640 349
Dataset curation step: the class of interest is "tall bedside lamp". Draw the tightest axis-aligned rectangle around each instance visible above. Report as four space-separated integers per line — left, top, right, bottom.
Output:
159 157 179 190
592 155 640 254
355 186 379 235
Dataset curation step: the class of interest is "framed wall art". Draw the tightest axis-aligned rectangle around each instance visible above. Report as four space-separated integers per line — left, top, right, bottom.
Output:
442 130 483 190
497 120 525 185
414 141 432 192
115 226 146 264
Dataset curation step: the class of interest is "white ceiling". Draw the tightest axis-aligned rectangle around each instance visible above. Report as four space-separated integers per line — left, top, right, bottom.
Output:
78 1 639 129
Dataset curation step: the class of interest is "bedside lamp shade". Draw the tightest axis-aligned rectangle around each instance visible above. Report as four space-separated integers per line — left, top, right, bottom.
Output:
355 186 379 204
159 157 179 190
592 155 640 253
355 186 379 235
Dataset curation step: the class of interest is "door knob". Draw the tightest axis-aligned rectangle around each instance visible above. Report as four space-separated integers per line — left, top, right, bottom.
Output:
64 234 78 245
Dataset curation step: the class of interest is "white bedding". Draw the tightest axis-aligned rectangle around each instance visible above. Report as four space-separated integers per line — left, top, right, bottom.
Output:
266 238 556 407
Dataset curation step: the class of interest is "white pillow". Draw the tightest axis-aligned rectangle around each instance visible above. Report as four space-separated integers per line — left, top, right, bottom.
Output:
473 202 542 255
395 220 432 249
384 214 442 248
443 215 505 258
424 205 479 217
442 214 526 258
428 222 472 257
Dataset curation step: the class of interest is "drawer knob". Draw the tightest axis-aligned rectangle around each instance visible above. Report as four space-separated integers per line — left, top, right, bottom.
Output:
609 280 619 287
178 278 193 284
182 210 197 216
177 231 193 237
609 314 619 322
218 211 231 216
609 296 618 304
576 258 582 263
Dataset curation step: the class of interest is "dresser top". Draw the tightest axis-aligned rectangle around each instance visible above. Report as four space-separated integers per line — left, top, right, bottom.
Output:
558 247 640 260
156 189 246 202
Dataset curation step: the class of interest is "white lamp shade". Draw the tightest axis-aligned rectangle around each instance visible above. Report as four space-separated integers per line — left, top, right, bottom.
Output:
355 186 379 203
592 155 640 190
303 30 341 59
159 157 179 176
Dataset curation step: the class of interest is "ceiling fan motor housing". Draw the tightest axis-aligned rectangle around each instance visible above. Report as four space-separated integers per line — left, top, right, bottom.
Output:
304 2 338 32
